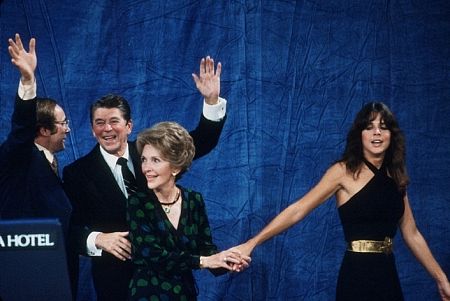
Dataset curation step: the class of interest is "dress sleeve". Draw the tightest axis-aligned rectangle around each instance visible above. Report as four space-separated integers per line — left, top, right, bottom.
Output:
193 191 218 257
193 192 228 276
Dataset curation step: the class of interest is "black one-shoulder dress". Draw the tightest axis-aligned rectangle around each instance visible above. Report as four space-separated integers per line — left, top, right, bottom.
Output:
336 159 405 301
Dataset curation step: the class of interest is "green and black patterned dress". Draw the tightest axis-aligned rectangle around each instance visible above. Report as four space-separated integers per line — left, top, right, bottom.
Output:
126 186 219 301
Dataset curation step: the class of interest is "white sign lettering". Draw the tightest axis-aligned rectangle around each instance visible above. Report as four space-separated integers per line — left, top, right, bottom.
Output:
0 233 55 248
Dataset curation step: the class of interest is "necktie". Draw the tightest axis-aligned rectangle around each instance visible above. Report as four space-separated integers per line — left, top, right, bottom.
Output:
116 157 138 197
50 157 58 176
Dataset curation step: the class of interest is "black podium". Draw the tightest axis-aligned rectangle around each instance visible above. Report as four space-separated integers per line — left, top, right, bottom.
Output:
0 219 72 301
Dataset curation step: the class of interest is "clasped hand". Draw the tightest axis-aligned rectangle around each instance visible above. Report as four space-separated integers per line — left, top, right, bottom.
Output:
201 248 251 273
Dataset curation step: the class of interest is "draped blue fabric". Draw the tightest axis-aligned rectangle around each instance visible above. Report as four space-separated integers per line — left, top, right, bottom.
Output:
1 1 449 300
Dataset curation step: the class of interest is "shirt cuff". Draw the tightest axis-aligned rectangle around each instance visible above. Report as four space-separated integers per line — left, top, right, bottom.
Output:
203 97 227 121
18 79 37 100
192 255 202 269
86 231 103 256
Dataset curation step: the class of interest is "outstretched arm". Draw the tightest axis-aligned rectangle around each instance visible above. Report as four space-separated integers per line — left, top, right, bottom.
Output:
233 163 344 258
8 33 36 84
399 194 450 300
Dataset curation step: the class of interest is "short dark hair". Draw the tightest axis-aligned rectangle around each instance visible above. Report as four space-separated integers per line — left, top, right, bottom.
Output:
36 98 58 134
90 94 131 125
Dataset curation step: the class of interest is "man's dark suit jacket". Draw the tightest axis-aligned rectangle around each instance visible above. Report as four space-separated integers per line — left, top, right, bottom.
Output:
0 95 74 297
63 115 225 301
0 95 72 235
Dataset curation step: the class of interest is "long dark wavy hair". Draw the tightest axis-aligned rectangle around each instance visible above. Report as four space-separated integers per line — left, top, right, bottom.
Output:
339 102 409 191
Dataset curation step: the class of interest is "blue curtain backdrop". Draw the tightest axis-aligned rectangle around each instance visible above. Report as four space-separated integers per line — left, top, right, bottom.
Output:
1 1 449 300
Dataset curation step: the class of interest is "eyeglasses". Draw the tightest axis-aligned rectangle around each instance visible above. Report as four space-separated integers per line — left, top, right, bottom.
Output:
54 119 70 127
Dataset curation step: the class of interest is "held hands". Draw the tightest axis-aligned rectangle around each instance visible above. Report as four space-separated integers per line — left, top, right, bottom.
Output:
224 241 256 272
192 56 221 105
201 248 251 272
8 33 36 84
95 231 132 261
228 240 255 260
437 278 450 301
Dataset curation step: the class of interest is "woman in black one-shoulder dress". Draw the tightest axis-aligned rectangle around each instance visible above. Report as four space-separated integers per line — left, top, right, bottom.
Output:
234 102 450 300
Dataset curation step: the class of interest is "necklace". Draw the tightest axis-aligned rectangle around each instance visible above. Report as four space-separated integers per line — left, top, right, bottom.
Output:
160 189 180 214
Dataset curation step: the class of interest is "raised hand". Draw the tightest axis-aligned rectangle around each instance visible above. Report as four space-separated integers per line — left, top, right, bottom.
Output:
95 231 132 261
192 56 222 105
8 33 37 83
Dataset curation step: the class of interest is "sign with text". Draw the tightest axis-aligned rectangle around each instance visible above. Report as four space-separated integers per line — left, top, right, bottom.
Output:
0 219 71 301
0 232 57 250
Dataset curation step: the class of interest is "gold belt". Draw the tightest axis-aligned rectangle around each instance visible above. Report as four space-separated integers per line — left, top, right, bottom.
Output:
347 237 393 254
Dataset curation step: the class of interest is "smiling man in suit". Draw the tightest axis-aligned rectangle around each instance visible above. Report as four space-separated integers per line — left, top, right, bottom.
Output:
0 33 72 240
63 56 227 301
0 34 74 298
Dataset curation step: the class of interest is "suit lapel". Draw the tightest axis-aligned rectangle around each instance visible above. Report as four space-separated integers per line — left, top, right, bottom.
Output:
86 145 127 204
31 146 72 234
35 147 61 182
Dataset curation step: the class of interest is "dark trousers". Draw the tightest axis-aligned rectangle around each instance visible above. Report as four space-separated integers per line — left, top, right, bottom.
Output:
92 257 133 301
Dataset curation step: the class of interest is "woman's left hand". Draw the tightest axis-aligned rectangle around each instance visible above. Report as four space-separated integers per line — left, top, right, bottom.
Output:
201 249 251 271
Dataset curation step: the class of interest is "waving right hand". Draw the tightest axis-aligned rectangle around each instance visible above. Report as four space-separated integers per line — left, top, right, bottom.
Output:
8 33 36 83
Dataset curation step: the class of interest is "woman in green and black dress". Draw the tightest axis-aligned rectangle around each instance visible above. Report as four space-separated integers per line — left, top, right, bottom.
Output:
127 122 249 301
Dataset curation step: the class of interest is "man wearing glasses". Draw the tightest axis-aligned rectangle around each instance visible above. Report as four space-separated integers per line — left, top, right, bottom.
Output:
0 33 72 241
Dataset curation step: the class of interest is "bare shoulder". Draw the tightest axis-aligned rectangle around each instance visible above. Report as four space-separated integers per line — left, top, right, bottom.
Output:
323 162 347 182
303 162 347 203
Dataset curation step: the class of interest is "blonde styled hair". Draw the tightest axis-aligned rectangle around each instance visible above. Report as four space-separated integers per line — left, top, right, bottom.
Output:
136 122 195 176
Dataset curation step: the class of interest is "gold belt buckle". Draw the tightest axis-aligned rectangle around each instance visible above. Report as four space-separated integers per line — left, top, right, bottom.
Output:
348 237 393 254
380 237 393 254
